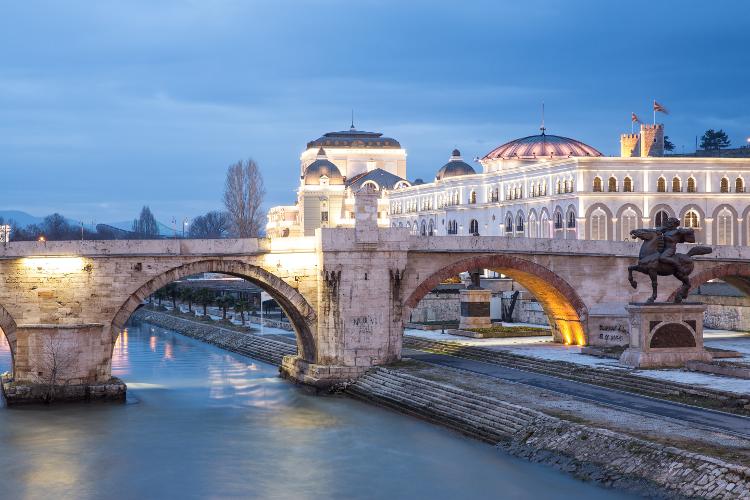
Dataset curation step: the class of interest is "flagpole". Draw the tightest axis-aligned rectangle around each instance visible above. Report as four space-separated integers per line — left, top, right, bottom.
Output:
653 100 656 125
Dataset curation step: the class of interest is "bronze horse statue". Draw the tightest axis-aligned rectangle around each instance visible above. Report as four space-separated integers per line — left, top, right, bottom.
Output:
628 217 712 303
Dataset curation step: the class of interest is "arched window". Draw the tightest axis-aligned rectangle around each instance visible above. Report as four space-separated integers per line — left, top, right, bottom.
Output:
621 208 638 240
593 177 602 192
428 220 435 236
720 177 729 193
623 176 633 192
736 177 745 193
555 180 561 194
564 179 571 193
590 208 607 240
717 208 733 245
567 211 576 228
469 219 479 235
654 210 669 228
528 214 538 238
420 220 427 236
516 213 524 232
469 191 477 204
554 212 563 229
608 176 617 192
657 177 666 192
683 210 699 228
505 215 513 233
541 214 550 238
672 176 681 192
687 177 696 193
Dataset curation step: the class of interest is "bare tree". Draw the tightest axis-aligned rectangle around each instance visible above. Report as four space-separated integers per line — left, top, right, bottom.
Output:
189 210 231 238
223 159 266 237
34 334 79 403
132 206 160 239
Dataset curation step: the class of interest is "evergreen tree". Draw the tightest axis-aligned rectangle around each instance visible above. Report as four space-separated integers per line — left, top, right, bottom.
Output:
700 129 731 150
663 136 675 152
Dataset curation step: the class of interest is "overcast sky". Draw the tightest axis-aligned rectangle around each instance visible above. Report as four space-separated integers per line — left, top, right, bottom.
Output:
1 0 748 223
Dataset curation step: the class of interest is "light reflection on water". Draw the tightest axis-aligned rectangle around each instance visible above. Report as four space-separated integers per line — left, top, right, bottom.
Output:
0 322 635 499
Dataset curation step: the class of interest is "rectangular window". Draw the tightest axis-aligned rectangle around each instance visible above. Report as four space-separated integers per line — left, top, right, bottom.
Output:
321 211 328 222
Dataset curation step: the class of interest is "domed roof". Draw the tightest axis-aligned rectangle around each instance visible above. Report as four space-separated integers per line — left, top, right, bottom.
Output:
436 149 476 181
483 132 602 160
307 125 401 149
303 148 344 185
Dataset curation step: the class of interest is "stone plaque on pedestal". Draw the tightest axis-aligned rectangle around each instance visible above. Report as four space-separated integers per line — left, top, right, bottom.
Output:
619 303 712 368
458 289 492 330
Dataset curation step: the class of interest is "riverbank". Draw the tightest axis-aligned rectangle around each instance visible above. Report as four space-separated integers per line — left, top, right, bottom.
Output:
133 308 750 499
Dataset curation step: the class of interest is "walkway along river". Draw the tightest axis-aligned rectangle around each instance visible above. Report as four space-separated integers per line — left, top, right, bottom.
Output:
0 320 632 499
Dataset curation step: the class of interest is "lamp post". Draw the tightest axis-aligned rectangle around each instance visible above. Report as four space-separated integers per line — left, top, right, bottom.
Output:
182 218 188 238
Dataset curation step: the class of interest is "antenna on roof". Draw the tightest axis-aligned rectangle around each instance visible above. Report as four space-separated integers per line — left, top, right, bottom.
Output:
540 101 546 135
351 109 355 130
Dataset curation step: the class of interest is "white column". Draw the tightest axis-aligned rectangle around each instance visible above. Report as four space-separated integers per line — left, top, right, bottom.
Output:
703 217 713 245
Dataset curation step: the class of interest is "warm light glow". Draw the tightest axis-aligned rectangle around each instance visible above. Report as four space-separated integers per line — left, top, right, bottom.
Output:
21 256 87 273
38 236 45 242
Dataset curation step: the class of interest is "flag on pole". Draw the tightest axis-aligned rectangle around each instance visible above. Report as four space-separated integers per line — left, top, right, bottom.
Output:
653 100 669 114
631 112 641 123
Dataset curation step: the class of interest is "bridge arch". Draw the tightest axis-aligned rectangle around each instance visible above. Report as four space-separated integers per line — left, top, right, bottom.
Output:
111 259 317 361
668 263 750 301
404 255 589 344
0 304 17 376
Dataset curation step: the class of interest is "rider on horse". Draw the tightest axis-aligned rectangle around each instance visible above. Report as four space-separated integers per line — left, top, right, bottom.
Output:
637 216 696 268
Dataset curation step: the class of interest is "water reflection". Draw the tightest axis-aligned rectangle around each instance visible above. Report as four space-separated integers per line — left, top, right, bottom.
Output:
0 321 635 499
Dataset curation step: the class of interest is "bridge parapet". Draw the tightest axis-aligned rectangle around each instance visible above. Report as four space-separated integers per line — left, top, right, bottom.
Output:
0 238 264 258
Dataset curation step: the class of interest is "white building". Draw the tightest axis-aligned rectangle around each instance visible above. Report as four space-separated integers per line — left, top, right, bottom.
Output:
266 125 409 237
387 124 750 246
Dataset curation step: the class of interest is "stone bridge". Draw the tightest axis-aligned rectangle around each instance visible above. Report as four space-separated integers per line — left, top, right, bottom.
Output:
1 190 749 390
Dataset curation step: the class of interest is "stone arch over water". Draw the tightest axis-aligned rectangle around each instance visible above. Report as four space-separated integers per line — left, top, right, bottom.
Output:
403 254 589 345
111 259 317 361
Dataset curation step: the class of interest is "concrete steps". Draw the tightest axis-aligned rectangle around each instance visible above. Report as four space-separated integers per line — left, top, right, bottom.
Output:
347 367 545 443
403 336 749 406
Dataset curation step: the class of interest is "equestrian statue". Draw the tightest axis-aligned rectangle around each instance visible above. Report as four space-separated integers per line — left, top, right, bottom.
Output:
628 217 712 303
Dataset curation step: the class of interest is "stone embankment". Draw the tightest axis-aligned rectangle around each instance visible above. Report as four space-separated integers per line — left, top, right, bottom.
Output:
404 336 750 413
347 367 750 499
132 309 296 366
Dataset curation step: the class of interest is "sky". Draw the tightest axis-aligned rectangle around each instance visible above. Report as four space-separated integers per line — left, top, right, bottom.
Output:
1 0 748 224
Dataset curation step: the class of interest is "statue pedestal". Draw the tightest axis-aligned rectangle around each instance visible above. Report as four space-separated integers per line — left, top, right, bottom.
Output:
458 289 492 330
619 303 712 368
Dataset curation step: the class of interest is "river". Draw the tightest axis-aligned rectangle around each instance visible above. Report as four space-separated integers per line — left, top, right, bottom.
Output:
0 321 636 499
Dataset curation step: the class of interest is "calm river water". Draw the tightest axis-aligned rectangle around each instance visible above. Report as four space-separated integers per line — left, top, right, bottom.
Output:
0 321 635 499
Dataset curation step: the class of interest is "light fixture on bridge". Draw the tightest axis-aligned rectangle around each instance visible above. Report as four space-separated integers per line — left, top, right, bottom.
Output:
21 256 87 273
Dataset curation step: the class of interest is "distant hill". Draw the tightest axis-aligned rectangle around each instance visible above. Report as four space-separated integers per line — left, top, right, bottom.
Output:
0 210 173 235
0 210 45 227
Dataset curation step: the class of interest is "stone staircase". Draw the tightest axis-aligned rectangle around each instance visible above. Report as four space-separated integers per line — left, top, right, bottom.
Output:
403 336 750 409
346 366 543 443
347 365 750 499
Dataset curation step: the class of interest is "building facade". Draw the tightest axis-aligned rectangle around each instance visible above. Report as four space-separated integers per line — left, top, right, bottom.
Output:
266 125 409 237
388 124 750 246
269 122 750 246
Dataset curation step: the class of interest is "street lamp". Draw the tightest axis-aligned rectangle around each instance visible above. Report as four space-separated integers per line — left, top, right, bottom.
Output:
183 218 189 238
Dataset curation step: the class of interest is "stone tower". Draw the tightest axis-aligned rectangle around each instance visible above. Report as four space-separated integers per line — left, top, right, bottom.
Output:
620 134 641 157
640 124 664 157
